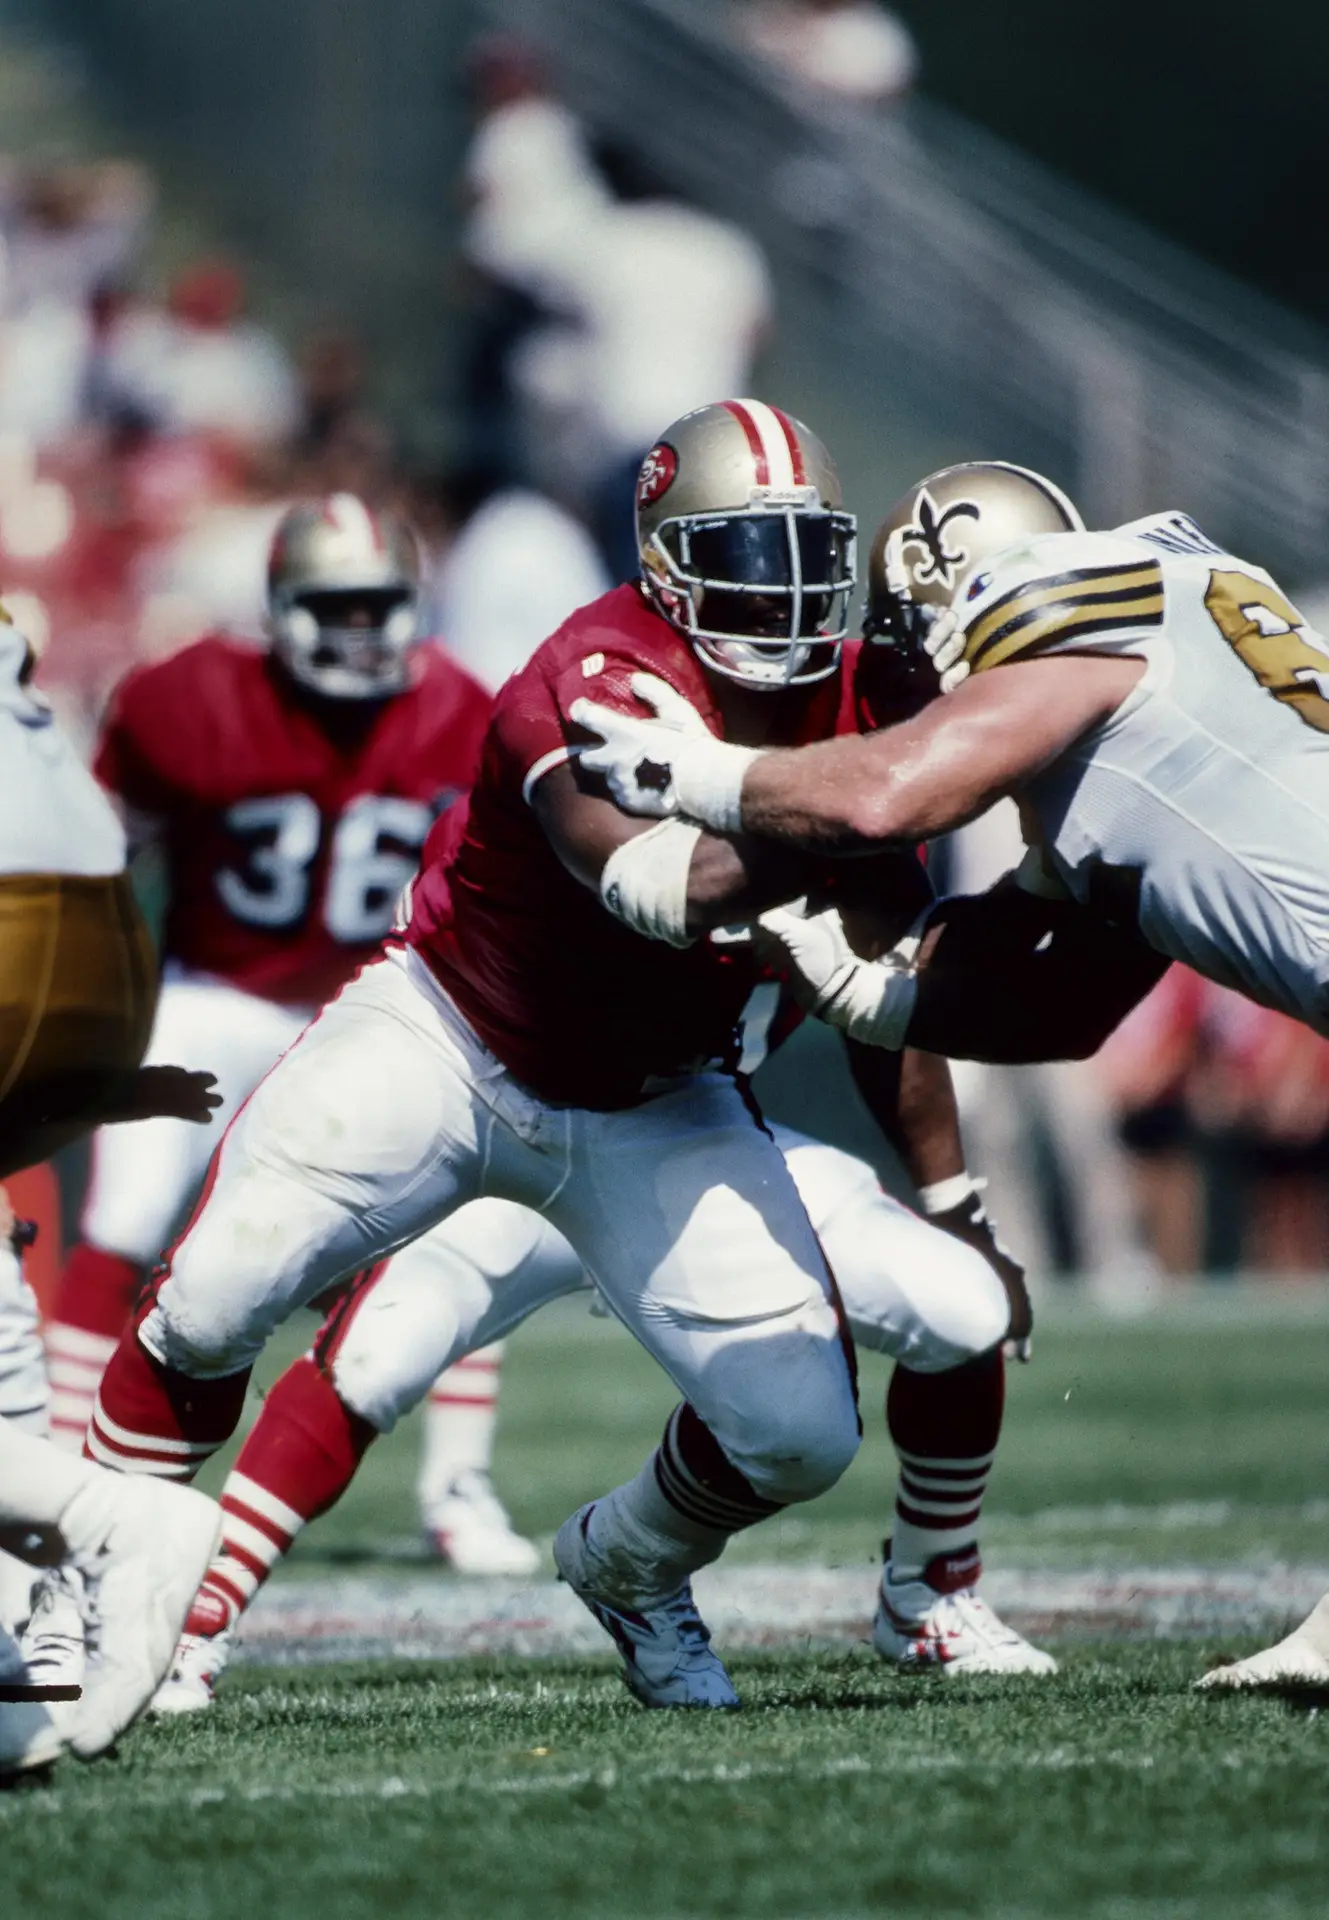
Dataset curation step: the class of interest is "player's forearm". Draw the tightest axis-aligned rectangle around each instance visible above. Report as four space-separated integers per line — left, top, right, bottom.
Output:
683 834 819 933
732 719 1006 852
904 889 1170 1063
846 1037 964 1189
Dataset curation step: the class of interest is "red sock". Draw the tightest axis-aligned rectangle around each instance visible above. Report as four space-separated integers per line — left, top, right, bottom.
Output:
886 1349 1005 1582
183 1356 378 1637
45 1245 145 1450
86 1303 250 1481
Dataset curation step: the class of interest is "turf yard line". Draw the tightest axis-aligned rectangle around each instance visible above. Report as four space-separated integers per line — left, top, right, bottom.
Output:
3 1742 1304 1822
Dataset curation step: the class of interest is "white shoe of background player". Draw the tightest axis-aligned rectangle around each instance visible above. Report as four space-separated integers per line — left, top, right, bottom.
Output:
1197 1593 1329 1691
0 1622 64 1777
554 1502 739 1710
57 1473 219 1759
423 1469 540 1576
149 1622 233 1716
874 1547 1058 1677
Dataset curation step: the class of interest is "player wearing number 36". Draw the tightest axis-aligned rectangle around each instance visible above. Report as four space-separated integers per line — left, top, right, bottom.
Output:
49 494 489 1430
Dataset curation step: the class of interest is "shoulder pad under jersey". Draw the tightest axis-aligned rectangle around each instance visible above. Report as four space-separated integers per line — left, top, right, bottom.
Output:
959 529 1164 674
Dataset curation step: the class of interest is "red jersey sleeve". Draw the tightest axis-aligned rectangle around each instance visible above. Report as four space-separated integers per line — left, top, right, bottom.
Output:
493 643 712 809
94 667 183 816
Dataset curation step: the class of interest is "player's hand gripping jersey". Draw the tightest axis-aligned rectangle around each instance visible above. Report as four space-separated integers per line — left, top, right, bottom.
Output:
402 584 857 1108
956 512 1329 1030
96 635 492 1007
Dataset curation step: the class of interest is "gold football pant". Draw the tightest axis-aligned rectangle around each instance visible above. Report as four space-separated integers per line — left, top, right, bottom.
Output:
0 873 156 1178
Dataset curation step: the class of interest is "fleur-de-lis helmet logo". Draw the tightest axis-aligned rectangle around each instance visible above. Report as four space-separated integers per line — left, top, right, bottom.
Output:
900 488 982 592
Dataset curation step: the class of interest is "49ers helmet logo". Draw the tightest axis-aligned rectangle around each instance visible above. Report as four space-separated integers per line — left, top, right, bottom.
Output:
637 442 679 508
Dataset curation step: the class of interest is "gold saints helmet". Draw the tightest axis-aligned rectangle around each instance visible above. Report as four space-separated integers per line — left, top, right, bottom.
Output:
864 462 1083 674
635 398 856 689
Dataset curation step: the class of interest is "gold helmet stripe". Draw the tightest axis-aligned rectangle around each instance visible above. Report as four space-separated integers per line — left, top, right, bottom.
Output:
966 561 1164 670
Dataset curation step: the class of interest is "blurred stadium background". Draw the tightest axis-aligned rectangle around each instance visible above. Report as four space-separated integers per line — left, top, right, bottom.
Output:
6 6 1329 1914
5 0 1329 1284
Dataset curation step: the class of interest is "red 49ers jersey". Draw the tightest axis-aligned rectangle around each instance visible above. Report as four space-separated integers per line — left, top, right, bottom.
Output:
96 635 492 1006
404 584 859 1107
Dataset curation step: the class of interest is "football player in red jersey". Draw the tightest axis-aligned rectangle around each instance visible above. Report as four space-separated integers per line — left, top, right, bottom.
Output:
40 495 539 1581
88 405 1047 1708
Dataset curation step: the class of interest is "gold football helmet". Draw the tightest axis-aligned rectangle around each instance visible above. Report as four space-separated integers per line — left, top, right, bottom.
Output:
266 494 421 700
866 461 1083 648
635 399 856 689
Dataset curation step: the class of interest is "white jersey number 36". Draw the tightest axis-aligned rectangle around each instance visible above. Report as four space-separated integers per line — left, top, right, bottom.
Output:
216 793 434 941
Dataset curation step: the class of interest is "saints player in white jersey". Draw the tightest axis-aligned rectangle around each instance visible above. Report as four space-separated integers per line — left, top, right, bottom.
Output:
569 460 1329 1691
0 601 221 1774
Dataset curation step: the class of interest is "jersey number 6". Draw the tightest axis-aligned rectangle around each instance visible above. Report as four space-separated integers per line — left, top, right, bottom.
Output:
216 793 435 941
1204 570 1329 733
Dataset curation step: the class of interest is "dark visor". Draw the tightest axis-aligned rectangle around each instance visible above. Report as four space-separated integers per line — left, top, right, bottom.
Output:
682 514 849 590
298 588 411 625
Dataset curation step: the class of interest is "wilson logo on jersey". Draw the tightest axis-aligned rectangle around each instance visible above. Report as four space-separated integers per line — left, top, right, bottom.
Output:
964 561 1165 671
1203 569 1329 733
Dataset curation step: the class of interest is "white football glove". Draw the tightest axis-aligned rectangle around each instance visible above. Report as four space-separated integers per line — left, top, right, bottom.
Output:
569 673 759 831
753 906 917 1050
921 608 971 694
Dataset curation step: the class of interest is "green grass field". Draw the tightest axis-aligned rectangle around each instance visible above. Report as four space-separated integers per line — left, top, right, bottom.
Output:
8 1292 1329 1920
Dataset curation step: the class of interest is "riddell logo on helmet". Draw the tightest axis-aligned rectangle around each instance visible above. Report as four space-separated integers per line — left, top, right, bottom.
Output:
637 443 679 508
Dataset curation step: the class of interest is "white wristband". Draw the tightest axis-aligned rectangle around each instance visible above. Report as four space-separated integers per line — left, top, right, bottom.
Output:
917 1172 984 1215
600 819 703 948
672 736 763 835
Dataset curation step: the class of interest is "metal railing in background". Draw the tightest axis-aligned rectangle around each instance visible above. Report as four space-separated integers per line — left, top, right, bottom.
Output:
492 0 1329 582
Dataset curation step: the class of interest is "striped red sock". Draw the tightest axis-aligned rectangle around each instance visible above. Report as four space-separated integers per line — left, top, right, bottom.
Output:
183 1356 377 1637
886 1349 1005 1579
45 1246 145 1451
86 1306 249 1481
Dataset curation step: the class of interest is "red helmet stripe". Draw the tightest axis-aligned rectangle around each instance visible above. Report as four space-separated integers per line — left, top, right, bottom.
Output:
769 406 808 486
721 400 770 487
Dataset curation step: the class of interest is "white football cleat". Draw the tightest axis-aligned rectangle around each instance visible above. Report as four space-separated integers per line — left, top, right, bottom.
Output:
874 1548 1058 1677
1197 1593 1329 1692
553 1503 739 1710
423 1470 540 1577
58 1473 221 1760
0 1623 64 1777
149 1625 232 1716
20 1564 87 1708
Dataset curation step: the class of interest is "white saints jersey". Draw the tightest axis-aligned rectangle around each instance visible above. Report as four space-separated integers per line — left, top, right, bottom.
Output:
0 617 125 878
957 511 1329 1032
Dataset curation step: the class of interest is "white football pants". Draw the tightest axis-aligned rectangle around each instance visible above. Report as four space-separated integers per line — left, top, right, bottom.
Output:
81 968 314 1264
0 1245 47 1434
141 949 863 1505
330 1124 1010 1432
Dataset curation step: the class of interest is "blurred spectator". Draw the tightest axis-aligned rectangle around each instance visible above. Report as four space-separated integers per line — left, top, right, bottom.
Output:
1094 968 1207 1276
1098 973 1329 1276
733 0 919 105
0 159 151 447
0 159 150 312
459 50 772 578
459 36 608 484
462 38 607 306
293 329 378 467
130 448 292 658
497 142 771 582
98 258 299 451
411 466 608 691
